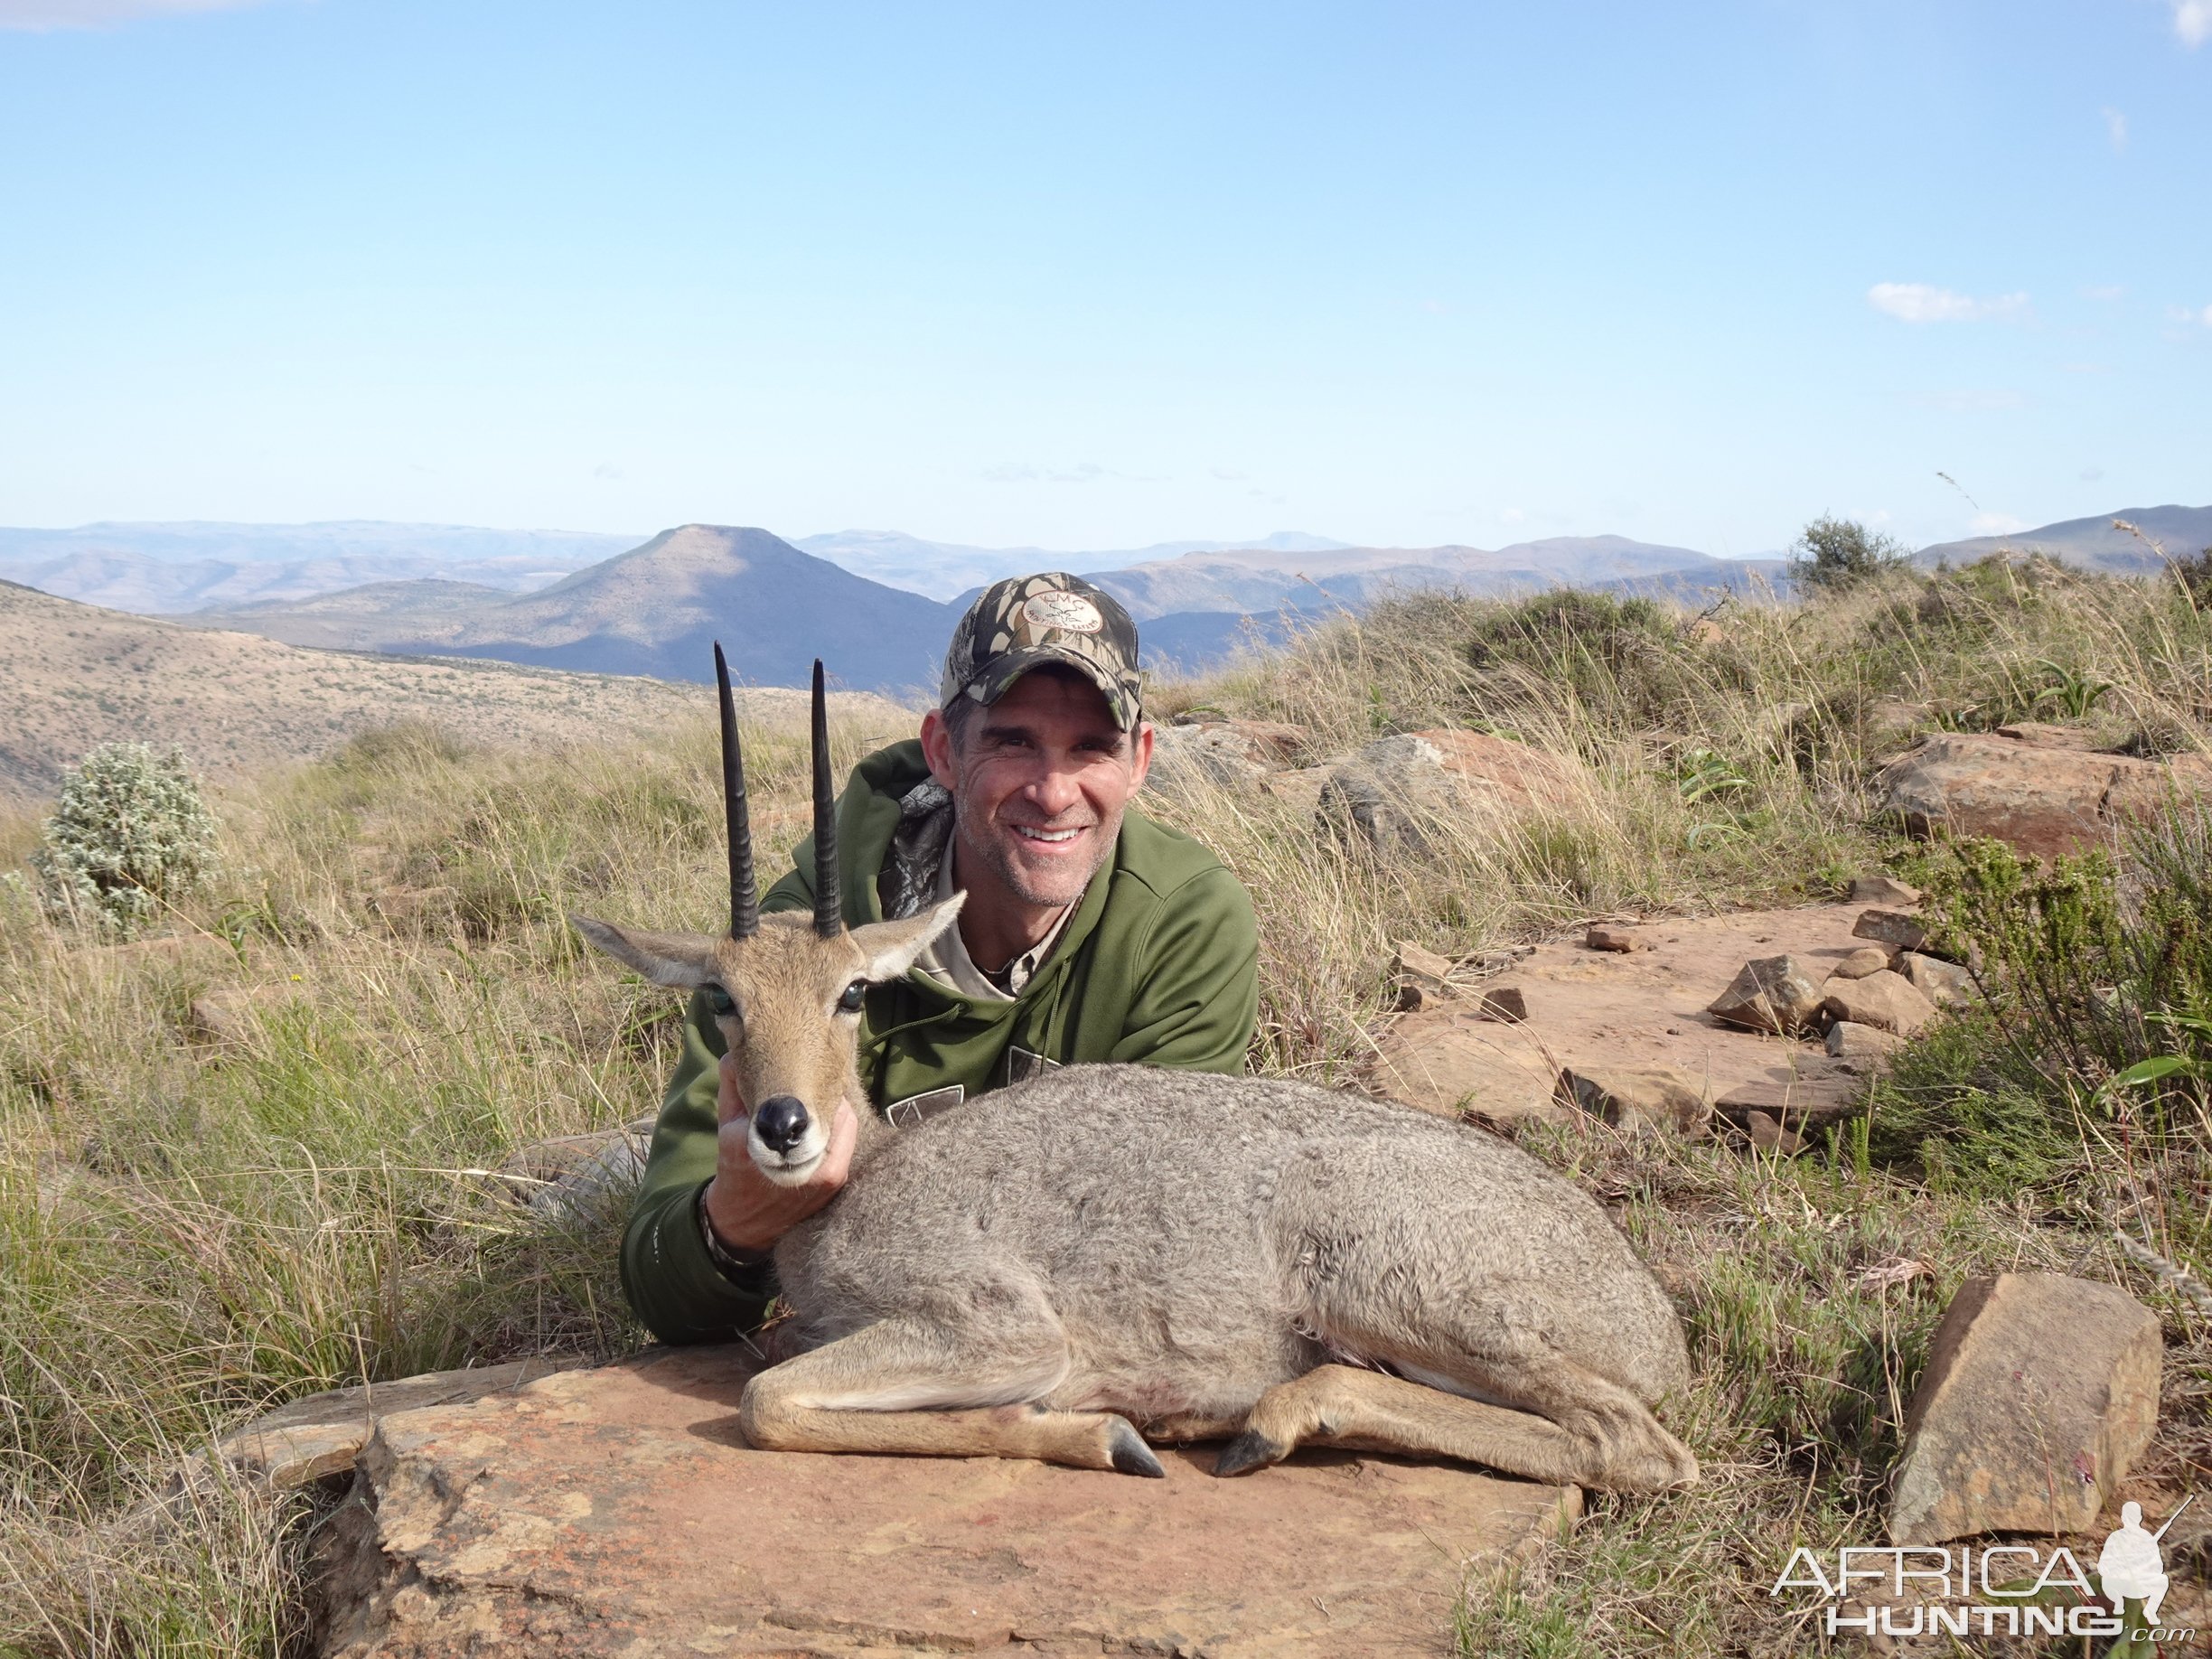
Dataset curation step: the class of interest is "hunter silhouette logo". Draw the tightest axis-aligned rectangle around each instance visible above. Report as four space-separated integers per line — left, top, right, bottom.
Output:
2098 1496 2188 1625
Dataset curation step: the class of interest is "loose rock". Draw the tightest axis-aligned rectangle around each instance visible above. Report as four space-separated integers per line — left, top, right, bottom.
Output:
1742 1111 1804 1155
1827 946 1893 981
1898 951 1975 1008
1820 970 1937 1038
1586 923 1649 953
1473 985 1527 1023
1707 954 1827 1036
1558 1065 1713 1137
1889 1273 2162 1544
1849 875 1923 906
1851 907 1930 952
1825 1020 1902 1060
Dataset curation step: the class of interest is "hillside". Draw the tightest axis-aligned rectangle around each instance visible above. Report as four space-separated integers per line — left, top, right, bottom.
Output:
191 525 955 693
0 579 912 805
1915 503 2212 573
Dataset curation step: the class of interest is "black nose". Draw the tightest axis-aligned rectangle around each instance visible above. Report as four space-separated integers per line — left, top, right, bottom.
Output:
754 1094 811 1154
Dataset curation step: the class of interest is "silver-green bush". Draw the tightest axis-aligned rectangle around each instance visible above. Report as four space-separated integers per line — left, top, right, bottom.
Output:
31 743 220 933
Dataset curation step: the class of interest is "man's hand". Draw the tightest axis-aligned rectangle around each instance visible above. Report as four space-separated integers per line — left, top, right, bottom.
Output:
701 1050 858 1252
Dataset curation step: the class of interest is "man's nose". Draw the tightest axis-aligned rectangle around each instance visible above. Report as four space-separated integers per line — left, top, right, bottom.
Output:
754 1094 811 1153
1021 763 1083 818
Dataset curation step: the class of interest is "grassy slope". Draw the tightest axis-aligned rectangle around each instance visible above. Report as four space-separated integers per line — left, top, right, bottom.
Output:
1 557 2208 1654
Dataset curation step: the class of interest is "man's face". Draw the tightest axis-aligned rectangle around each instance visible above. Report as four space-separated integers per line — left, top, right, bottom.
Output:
920 668 1153 911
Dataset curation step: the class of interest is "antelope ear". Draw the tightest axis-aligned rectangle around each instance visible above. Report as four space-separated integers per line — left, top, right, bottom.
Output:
849 893 965 982
570 915 720 989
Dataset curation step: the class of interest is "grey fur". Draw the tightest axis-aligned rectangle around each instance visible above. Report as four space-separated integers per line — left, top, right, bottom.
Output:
764 1064 1698 1490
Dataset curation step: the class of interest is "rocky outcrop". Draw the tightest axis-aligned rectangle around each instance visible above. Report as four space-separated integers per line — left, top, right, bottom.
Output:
1873 729 2212 861
1889 1273 2162 1544
1558 1065 1712 1136
315 1345 1581 1658
1373 904 1870 1128
1317 729 1589 851
207 1359 576 1492
1146 717 1309 796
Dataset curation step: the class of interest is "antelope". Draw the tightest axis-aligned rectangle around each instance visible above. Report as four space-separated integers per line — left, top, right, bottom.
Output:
571 650 1699 1492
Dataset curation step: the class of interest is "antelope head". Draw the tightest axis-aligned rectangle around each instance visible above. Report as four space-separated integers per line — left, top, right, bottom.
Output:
573 650 961 1184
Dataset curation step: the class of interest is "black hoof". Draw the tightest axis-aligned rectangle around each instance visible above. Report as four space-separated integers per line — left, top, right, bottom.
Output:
1108 1420 1165 1478
1213 1429 1283 1477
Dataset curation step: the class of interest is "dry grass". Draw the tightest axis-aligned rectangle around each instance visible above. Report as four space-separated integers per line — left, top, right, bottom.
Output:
1 556 2207 1655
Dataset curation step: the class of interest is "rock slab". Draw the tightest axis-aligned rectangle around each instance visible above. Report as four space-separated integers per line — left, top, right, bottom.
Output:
1373 905 1873 1126
1889 1273 2161 1545
1873 730 2212 861
1558 1065 1712 1137
318 1345 1581 1658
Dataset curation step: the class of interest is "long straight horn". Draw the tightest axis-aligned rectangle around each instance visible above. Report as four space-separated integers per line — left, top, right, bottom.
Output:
811 659 842 938
715 642 759 940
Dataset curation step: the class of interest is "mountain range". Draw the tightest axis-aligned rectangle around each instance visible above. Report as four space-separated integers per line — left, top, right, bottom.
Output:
1914 504 2212 574
192 526 954 694
0 521 633 614
793 529 1349 600
4 505 2198 693
183 524 1770 685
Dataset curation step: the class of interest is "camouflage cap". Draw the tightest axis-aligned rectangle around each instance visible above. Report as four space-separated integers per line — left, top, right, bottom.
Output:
941 572 1143 732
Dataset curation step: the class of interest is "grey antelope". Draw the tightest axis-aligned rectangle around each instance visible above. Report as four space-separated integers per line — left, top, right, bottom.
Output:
571 651 1699 1491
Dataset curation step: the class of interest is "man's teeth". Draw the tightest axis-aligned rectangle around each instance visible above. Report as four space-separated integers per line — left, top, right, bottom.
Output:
1014 826 1083 842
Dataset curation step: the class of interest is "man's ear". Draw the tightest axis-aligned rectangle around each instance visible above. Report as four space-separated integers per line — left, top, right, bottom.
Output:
919 705 959 791
569 915 720 988
849 892 965 982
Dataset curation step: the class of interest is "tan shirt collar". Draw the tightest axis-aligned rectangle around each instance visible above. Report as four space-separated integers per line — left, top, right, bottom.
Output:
915 837 1076 1003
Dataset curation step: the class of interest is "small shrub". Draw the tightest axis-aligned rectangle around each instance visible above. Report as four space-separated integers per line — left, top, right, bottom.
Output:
30 744 219 934
1873 796 2212 1185
1788 514 1909 593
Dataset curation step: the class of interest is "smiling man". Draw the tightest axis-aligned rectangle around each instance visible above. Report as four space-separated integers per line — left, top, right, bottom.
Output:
622 573 1261 1344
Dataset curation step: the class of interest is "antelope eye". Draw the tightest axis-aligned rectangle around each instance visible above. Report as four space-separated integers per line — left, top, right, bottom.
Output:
704 985 736 1017
837 979 867 1014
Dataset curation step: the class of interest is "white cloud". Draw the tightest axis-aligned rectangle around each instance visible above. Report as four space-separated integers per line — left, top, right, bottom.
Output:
2177 0 2211 48
1868 283 2030 323
0 0 269 27
1973 512 2029 535
2104 107 2128 151
2083 284 2125 302
2081 466 2105 483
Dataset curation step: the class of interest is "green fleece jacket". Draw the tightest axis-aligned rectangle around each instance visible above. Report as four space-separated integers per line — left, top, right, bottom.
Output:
619 740 1261 1344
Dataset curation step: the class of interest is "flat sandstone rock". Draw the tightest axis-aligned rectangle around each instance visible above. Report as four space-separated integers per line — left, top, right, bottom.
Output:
317 1345 1581 1658
1373 904 1870 1126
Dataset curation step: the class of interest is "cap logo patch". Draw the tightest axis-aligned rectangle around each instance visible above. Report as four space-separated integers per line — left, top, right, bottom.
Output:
1020 591 1104 635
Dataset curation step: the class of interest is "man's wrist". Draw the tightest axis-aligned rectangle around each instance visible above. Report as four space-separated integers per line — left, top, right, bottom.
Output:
696 1183 776 1289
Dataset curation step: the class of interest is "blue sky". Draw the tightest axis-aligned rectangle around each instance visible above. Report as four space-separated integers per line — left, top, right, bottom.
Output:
1 0 2206 557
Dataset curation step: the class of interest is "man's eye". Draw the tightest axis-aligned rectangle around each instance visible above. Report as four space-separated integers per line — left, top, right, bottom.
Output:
705 986 735 1017
837 980 867 1013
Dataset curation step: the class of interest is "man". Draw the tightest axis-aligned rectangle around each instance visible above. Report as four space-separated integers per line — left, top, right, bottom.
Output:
621 572 1262 1344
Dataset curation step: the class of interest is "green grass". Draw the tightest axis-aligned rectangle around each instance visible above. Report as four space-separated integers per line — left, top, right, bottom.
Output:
2 556 2209 1654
